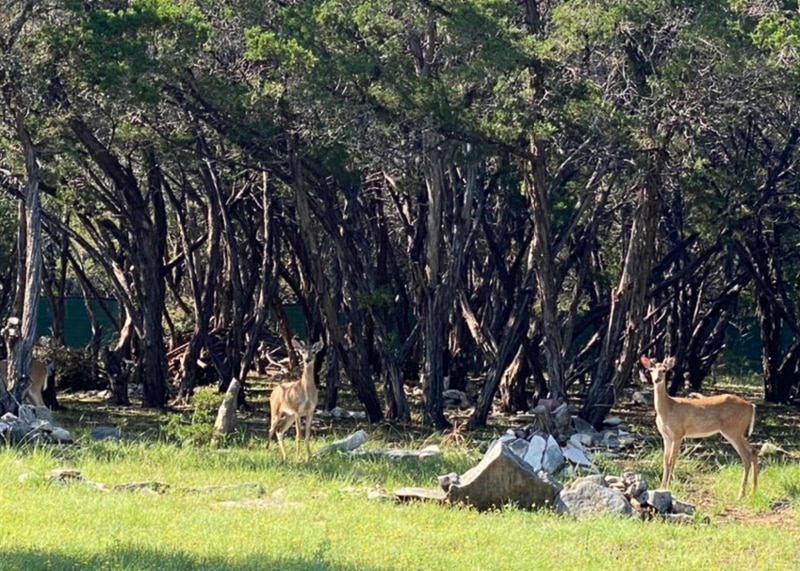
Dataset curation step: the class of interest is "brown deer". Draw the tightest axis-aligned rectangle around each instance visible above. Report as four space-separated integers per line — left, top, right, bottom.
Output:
0 358 51 408
268 339 324 460
640 356 759 498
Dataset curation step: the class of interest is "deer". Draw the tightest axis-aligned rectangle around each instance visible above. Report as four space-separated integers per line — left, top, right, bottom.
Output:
267 339 324 460
640 355 759 498
0 358 51 408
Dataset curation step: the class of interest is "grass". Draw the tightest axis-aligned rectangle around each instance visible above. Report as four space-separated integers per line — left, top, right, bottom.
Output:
0 377 798 571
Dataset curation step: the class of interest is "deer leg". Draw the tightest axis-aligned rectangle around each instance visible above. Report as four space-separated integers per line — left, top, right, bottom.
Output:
751 445 759 494
275 427 289 461
294 416 303 456
271 415 293 461
725 433 757 498
304 414 313 459
662 436 682 489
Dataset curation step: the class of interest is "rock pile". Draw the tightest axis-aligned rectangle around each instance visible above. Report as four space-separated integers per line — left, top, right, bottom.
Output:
393 440 698 521
0 405 72 445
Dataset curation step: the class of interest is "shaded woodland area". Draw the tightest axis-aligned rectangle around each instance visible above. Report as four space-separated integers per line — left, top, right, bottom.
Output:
1 0 799 429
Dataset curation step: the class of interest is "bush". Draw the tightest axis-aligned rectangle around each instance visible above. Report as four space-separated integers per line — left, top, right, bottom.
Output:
161 387 225 446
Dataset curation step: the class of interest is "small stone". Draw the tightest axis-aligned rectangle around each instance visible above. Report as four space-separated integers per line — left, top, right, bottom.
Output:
394 487 447 503
671 498 697 515
91 427 128 442
660 513 696 524
48 469 83 483
641 489 673 513
632 390 651 405
317 429 368 455
562 444 593 467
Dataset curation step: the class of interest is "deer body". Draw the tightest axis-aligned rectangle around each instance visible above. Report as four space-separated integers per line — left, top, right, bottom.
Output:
641 356 758 498
268 340 324 460
0 358 49 408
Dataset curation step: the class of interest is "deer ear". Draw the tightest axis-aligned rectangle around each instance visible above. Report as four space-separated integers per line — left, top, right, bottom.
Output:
291 339 303 352
664 357 676 370
640 356 652 369
312 340 324 353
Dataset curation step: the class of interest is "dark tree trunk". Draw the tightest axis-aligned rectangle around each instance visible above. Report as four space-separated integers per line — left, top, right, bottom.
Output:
499 344 530 413
583 179 659 429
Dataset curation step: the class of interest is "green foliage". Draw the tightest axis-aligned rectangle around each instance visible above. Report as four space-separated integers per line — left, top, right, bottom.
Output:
53 0 209 101
161 387 224 446
751 9 800 69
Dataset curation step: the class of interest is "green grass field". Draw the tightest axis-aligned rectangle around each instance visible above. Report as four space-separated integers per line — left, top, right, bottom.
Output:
0 379 798 571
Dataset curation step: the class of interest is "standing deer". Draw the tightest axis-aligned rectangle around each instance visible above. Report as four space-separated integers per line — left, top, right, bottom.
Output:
268 339 324 460
0 358 51 408
640 356 759 498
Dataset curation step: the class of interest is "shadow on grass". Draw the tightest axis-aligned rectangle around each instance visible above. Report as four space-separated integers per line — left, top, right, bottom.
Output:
0 547 394 571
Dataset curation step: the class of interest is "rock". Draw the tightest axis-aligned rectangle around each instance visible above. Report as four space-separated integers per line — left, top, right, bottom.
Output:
213 378 241 435
394 487 448 503
603 416 623 427
620 472 648 499
523 434 547 470
91 426 128 442
671 498 697 516
445 442 561 511
442 389 471 408
354 444 441 460
562 444 593 467
616 433 638 449
759 442 788 457
329 406 348 418
641 489 673 513
551 404 572 436
541 435 566 474
632 390 652 405
49 469 84 483
507 437 530 459
570 432 595 448
572 417 596 434
48 426 73 444
660 513 696 524
437 473 459 491
112 481 170 494
556 475 633 518
367 487 392 501
317 429 369 455
385 445 441 460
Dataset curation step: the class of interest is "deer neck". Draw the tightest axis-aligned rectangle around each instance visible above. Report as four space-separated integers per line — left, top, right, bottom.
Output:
300 361 317 393
652 379 674 415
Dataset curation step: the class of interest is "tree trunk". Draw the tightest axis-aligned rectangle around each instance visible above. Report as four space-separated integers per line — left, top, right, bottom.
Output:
1 113 42 415
583 179 659 428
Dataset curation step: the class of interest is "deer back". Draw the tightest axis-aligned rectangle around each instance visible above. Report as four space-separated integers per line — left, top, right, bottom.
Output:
662 394 754 439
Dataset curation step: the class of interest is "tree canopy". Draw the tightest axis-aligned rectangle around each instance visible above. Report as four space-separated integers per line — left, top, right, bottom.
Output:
1 0 799 426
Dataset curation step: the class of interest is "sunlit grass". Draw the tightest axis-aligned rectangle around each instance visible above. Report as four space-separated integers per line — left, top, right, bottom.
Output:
1 431 798 571
1 373 799 571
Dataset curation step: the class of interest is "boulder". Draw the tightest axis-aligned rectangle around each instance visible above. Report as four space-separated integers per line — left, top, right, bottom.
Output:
443 442 561 511
556 475 633 518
